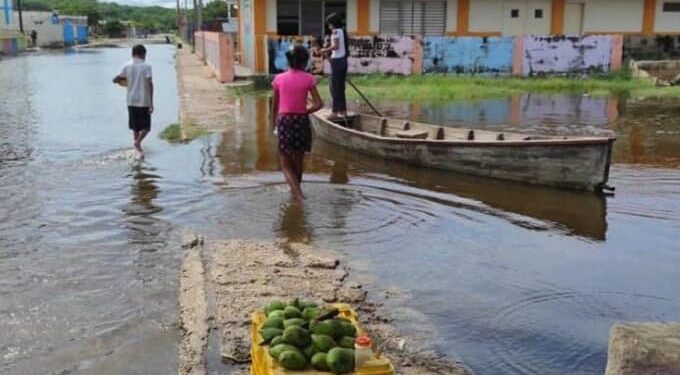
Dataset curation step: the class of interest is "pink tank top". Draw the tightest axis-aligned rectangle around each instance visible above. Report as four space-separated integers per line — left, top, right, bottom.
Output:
272 69 316 114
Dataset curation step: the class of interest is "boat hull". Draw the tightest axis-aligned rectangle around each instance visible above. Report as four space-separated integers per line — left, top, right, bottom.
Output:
311 114 614 191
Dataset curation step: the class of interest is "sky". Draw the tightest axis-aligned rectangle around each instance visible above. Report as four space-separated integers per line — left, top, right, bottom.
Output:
109 0 228 9
110 0 180 7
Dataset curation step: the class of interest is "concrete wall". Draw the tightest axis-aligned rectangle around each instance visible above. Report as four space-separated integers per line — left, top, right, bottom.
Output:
654 0 680 33
445 0 458 34
422 36 514 74
522 35 617 75
21 11 67 47
624 35 680 60
240 0 256 70
265 33 621 76
580 0 644 33
469 0 503 33
344 35 415 74
195 31 235 83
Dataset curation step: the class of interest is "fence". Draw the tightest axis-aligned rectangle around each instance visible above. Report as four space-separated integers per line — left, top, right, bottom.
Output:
195 31 235 83
266 34 624 77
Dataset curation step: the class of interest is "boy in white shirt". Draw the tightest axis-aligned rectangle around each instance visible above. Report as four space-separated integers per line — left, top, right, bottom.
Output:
113 44 154 154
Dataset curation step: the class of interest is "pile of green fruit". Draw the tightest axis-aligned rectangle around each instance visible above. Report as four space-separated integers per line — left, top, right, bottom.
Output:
259 299 358 373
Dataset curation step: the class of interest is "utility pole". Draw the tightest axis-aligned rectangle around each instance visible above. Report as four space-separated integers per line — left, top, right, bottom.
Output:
191 0 197 52
16 0 25 33
197 0 203 31
176 0 180 31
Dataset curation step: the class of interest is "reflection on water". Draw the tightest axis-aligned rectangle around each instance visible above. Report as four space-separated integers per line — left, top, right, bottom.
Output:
276 201 312 243
2 48 680 375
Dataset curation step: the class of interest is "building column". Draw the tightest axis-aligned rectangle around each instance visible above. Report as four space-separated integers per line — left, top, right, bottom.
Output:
254 0 267 74
642 0 656 34
550 0 565 35
456 0 469 35
357 0 371 35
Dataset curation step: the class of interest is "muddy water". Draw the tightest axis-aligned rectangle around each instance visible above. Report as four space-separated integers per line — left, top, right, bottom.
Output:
2 48 680 375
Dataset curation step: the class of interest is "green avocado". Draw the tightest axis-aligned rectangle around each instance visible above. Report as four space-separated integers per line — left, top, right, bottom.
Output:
270 336 285 347
341 322 357 337
259 328 283 344
268 310 286 320
311 352 330 371
327 347 355 374
262 317 284 330
302 307 321 321
265 300 287 315
328 319 346 340
338 336 355 349
310 320 335 336
283 318 307 329
284 305 303 319
269 344 299 361
282 326 311 348
311 334 337 353
279 350 308 370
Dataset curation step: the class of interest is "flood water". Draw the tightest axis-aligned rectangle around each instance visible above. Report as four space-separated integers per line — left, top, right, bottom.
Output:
2 46 680 375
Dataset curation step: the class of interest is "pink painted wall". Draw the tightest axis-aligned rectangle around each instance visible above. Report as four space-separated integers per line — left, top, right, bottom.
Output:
322 36 416 75
195 31 235 83
522 35 615 76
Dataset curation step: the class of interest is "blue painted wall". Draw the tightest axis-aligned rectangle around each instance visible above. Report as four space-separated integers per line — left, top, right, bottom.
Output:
63 22 74 46
2 0 11 26
267 36 318 74
422 36 514 74
77 25 88 44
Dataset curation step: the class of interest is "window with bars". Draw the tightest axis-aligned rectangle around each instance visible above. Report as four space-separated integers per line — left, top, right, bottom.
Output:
662 2 680 12
379 0 446 36
277 0 346 36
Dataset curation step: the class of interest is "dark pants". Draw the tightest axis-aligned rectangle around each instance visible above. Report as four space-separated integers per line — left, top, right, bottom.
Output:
329 58 348 113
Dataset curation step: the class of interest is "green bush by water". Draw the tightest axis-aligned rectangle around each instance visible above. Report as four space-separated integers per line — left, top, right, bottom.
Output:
158 123 207 143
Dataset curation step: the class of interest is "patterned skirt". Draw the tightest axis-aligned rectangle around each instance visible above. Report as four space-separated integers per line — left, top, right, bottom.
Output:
276 114 312 156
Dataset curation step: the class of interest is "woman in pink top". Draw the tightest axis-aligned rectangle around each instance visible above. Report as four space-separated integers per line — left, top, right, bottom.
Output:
271 45 323 200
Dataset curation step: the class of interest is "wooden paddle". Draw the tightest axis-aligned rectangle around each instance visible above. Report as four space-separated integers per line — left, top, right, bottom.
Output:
347 78 384 118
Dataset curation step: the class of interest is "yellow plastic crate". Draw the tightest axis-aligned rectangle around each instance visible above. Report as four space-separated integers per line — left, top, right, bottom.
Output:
251 303 395 375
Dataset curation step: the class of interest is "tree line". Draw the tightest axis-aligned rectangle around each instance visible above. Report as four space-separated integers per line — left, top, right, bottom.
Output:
20 0 177 33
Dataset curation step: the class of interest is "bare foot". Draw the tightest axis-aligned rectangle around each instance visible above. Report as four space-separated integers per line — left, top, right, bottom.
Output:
291 190 305 202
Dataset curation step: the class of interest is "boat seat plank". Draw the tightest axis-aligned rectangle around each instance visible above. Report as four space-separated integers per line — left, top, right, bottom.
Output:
396 129 429 139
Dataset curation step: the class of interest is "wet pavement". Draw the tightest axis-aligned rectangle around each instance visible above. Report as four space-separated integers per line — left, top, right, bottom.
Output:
1 46 680 375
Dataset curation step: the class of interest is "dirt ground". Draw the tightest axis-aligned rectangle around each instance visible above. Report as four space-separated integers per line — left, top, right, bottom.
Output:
178 232 469 375
175 46 249 133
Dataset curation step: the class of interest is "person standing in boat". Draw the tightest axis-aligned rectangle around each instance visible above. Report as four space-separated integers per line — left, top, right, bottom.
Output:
321 13 348 119
271 45 324 200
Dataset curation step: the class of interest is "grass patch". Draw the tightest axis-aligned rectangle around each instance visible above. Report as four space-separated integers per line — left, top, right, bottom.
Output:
225 78 273 98
159 122 207 143
312 73 680 101
631 85 680 99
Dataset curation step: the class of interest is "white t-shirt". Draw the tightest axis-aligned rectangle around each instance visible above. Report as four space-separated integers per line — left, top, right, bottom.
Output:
331 29 346 59
119 58 153 107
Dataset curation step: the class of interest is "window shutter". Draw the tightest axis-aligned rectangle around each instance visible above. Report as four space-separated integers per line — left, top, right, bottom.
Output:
422 1 446 36
380 1 401 34
379 0 446 35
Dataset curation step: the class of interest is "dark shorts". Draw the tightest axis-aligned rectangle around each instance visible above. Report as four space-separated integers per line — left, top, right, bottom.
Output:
276 114 312 156
128 106 151 132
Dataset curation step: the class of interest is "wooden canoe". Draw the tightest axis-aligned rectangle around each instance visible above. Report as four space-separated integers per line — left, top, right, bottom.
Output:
310 109 615 191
